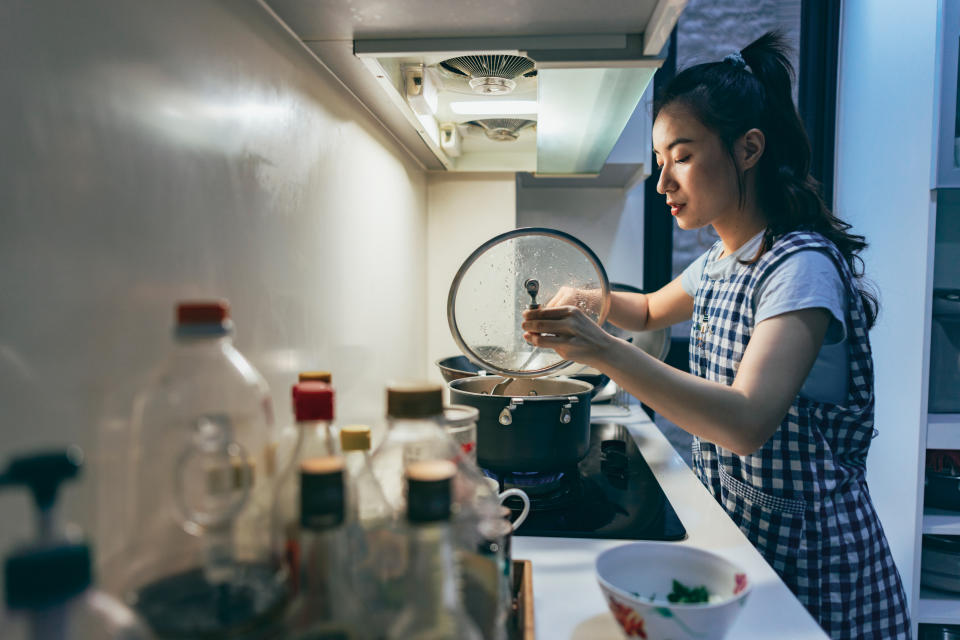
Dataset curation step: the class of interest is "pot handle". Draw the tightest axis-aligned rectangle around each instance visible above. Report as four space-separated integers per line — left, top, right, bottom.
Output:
559 396 579 424
498 398 524 426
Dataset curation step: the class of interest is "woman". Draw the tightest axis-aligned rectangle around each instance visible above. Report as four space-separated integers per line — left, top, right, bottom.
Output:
522 32 910 639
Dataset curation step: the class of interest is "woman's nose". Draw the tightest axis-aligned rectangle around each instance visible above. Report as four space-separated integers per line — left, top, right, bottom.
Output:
656 166 673 195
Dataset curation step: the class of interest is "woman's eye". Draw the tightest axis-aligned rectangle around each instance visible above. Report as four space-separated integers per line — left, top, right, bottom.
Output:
676 155 691 163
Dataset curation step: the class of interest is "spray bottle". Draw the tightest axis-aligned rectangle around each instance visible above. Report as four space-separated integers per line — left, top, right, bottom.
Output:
0 448 151 640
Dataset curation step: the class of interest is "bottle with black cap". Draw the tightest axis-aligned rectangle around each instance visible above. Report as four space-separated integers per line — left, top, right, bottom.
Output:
388 460 482 640
285 455 361 639
0 448 152 640
372 383 501 633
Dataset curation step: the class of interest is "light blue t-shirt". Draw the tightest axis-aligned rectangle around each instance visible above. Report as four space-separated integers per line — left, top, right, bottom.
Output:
680 231 850 405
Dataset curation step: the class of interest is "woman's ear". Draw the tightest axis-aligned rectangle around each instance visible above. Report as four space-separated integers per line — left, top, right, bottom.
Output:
737 128 765 171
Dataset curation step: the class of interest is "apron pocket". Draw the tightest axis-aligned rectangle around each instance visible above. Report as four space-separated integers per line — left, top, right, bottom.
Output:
718 465 807 515
718 465 808 591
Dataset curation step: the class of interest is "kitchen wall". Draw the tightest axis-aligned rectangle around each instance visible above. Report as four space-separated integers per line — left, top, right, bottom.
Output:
516 185 646 288
426 174 516 382
0 0 429 563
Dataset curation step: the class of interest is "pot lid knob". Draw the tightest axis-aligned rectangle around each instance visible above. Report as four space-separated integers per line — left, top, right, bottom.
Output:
524 278 540 309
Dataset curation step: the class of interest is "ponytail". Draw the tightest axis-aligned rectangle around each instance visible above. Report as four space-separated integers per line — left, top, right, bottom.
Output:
655 31 879 328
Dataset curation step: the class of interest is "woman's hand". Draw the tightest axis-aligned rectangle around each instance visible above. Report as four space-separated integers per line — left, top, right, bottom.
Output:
521 305 620 369
544 286 601 314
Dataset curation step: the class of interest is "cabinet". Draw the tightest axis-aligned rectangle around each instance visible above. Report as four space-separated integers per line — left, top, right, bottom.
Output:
935 0 960 188
918 196 960 629
920 0 960 631
835 2 950 639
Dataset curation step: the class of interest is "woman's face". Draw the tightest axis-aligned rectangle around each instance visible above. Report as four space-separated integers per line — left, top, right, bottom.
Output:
652 105 742 231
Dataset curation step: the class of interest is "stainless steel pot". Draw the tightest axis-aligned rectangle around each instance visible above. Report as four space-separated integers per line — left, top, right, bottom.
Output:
448 376 593 472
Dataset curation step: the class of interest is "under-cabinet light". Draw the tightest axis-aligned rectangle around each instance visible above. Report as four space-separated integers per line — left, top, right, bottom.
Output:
448 100 538 116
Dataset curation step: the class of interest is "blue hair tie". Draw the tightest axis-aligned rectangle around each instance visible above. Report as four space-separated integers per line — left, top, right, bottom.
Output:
723 51 747 70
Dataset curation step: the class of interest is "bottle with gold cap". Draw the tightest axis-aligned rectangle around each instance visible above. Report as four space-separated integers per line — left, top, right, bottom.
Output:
284 456 361 639
340 425 395 637
371 382 460 516
298 371 332 384
371 382 500 551
341 425 392 527
272 381 339 587
388 460 482 640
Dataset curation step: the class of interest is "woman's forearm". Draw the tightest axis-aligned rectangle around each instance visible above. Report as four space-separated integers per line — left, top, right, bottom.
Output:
606 291 650 331
599 338 771 455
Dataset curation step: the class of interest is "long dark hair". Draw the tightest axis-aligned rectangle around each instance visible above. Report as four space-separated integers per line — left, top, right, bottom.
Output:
654 31 879 328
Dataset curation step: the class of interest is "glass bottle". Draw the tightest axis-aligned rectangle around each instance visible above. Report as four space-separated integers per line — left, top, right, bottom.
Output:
273 381 339 590
372 383 501 634
443 405 478 466
340 425 396 638
284 456 361 639
388 460 482 640
115 300 283 639
372 383 496 519
341 424 392 526
463 513 514 640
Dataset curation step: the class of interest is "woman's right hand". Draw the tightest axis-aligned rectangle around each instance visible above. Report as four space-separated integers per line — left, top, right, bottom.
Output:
544 286 601 314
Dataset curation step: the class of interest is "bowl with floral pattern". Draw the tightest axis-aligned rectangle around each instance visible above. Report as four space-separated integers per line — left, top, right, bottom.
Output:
595 542 751 640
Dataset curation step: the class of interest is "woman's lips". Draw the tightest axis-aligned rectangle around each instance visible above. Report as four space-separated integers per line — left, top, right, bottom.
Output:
669 203 685 216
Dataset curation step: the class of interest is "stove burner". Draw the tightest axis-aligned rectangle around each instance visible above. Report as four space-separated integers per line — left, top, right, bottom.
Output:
482 468 582 510
479 423 687 541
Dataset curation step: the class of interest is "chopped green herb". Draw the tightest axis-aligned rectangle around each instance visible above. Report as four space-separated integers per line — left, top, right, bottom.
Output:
666 579 710 603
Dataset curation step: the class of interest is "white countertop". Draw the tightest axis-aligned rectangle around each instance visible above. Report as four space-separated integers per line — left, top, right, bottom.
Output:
512 407 829 640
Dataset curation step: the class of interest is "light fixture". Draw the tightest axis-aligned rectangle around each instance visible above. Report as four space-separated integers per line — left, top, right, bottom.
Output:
448 100 538 116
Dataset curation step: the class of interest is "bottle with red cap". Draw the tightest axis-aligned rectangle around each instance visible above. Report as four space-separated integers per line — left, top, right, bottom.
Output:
272 380 340 591
108 300 283 639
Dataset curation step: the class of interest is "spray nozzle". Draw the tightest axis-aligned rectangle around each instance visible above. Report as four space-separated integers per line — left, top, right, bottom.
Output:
0 447 83 512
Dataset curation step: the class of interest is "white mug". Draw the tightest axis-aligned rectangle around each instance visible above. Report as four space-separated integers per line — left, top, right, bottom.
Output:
485 477 530 532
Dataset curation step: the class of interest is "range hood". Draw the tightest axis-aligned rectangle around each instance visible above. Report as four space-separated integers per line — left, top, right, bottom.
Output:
263 0 687 175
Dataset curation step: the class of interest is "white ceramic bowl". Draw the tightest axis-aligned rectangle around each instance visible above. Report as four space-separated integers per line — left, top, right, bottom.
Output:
595 542 751 640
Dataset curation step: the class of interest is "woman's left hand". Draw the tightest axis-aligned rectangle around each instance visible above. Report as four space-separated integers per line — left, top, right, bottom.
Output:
521 305 617 368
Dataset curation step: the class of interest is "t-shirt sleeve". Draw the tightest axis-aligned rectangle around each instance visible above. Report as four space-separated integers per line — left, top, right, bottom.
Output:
754 249 847 344
680 248 711 297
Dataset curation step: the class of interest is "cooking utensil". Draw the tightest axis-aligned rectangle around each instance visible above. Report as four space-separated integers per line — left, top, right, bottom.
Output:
445 228 609 472
922 535 960 593
436 355 486 383
447 227 610 378
449 375 593 471
492 278 545 393
926 450 960 511
921 623 960 640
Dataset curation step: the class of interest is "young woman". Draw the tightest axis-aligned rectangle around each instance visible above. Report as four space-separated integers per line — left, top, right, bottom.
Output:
522 32 910 639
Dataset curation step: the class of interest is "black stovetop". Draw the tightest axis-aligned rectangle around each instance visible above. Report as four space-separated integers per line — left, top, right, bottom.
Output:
487 422 687 541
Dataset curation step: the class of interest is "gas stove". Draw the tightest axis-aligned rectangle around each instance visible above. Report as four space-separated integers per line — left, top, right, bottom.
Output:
484 422 686 540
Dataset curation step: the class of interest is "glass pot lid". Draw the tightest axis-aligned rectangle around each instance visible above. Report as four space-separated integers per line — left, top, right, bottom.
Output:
446 227 610 378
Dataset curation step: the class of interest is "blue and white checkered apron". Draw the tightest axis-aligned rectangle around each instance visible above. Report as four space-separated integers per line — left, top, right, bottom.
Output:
689 231 910 639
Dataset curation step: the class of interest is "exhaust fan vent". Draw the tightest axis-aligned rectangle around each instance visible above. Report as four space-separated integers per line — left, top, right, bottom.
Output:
440 55 537 94
465 119 536 142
